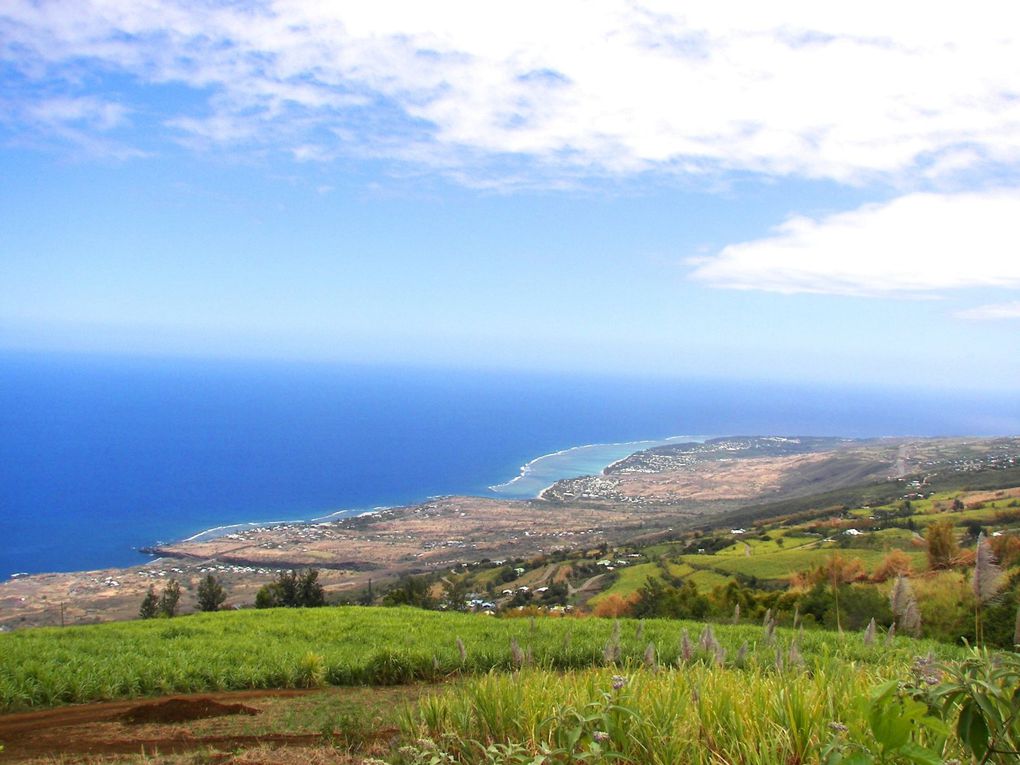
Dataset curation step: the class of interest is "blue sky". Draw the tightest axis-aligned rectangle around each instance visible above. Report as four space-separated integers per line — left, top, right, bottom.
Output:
2 1 1019 390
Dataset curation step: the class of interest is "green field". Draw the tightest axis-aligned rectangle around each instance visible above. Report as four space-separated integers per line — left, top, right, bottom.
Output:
677 546 926 580
0 606 962 713
585 563 661 605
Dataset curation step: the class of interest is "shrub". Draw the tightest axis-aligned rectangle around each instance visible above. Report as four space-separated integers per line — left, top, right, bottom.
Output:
196 575 227 612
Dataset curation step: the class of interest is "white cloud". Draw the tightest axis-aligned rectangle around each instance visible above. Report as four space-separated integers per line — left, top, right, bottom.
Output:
688 191 1020 295
24 96 128 131
3 1 1020 185
955 302 1020 320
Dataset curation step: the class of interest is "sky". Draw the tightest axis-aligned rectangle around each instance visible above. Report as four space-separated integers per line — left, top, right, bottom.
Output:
2 1 1020 390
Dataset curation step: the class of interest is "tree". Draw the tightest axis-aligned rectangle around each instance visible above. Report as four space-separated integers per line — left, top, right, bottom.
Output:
255 584 278 609
254 569 324 609
159 579 181 618
801 552 867 631
196 574 227 612
277 570 299 607
441 575 470 611
926 520 959 570
297 569 325 607
872 549 914 582
382 575 436 609
631 577 708 620
139 586 159 619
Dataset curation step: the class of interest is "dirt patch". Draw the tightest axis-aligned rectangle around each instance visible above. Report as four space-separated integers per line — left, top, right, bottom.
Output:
0 685 432 762
119 696 260 724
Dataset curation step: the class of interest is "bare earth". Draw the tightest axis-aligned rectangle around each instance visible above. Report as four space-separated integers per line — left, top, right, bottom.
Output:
0 497 657 628
3 435 1017 628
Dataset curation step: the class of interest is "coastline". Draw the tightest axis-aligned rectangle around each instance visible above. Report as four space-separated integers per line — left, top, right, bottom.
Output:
171 436 695 548
488 434 703 497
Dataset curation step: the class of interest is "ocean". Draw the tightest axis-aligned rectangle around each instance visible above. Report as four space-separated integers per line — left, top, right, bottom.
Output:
2 351 1018 578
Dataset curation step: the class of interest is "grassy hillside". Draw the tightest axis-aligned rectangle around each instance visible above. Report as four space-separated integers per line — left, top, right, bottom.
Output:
0 605 962 712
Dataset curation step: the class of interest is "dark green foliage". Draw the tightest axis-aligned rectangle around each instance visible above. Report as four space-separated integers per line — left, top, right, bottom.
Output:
441 576 470 611
158 579 181 618
930 649 1020 765
139 586 158 619
255 569 325 609
962 519 985 541
196 574 227 612
382 575 436 609
630 576 708 620
537 582 568 606
255 584 278 609
982 570 1019 649
300 569 325 606
797 582 893 631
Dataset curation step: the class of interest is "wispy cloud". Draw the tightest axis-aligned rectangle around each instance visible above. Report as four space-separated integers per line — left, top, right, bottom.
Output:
0 91 143 159
689 191 1020 296
3 1 1020 186
955 302 1020 320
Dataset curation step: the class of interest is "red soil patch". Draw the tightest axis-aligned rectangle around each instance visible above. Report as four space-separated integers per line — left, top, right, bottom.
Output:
119 697 260 724
0 689 315 760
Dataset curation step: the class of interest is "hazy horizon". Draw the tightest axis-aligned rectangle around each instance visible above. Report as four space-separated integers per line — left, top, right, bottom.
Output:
2 3 1020 391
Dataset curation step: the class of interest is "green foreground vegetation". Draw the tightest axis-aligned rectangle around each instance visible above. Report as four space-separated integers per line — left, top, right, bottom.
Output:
3 606 1020 763
0 606 961 712
3 464 1020 762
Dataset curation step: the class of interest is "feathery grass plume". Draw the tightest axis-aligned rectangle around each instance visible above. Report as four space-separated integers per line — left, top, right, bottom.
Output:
432 655 440 673
1013 604 1020 648
889 575 921 637
973 533 1003 602
793 605 801 630
901 599 922 638
764 617 776 645
885 623 896 645
763 608 772 627
732 603 740 625
510 637 525 670
679 629 693 663
714 643 727 667
863 617 876 646
562 630 572 653
529 616 537 635
525 646 534 667
455 637 467 664
788 640 804 669
775 647 784 673
735 641 748 667
973 532 1004 645
698 625 716 653
643 642 657 671
603 626 622 664
635 620 645 641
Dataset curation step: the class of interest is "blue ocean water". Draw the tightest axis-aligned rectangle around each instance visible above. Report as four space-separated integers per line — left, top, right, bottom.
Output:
2 351 1018 578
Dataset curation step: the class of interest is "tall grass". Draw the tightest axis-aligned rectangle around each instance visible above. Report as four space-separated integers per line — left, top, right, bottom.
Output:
407 659 962 765
0 606 963 712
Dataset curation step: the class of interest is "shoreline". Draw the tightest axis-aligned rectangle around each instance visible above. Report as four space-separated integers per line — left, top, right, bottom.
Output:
171 436 698 549
487 434 702 493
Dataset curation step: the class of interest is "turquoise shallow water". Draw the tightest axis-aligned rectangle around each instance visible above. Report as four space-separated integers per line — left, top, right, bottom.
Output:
3 351 1019 577
488 436 708 498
